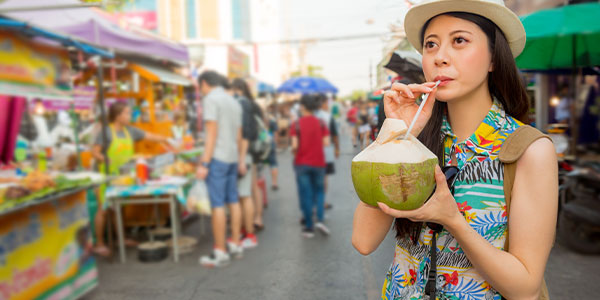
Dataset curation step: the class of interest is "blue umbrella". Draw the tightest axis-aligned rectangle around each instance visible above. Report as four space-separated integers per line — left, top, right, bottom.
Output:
277 76 338 94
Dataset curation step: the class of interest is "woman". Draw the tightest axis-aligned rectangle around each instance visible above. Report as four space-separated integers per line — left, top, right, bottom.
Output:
291 94 331 238
231 78 260 247
352 1 557 299
357 101 371 149
91 101 170 256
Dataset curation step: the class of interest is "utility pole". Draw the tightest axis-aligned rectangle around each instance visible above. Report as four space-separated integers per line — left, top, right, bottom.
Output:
369 59 373 91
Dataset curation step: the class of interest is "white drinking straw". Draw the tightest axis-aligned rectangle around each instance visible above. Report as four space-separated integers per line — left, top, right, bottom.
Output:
404 80 441 139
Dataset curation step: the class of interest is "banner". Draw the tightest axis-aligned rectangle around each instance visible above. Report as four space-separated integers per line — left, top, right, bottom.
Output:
0 32 71 90
227 46 250 79
0 190 98 300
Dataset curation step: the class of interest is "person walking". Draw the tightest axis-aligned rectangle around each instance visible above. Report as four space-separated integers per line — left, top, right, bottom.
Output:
316 94 340 211
231 78 259 249
352 1 557 299
291 94 331 238
196 71 244 267
266 105 279 191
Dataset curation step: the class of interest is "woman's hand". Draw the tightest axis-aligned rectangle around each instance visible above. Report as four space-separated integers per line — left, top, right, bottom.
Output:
377 165 463 228
383 81 438 137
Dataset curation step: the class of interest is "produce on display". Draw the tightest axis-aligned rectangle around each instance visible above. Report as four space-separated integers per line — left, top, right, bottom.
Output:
0 171 94 213
351 119 437 210
164 160 195 176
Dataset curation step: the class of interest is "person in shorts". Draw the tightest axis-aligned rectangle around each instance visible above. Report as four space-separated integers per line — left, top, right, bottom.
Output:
196 71 244 267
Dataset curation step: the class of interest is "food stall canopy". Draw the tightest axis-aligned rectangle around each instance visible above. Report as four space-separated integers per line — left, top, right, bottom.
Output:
0 81 72 101
130 63 192 86
517 2 600 70
1 0 188 65
0 16 113 58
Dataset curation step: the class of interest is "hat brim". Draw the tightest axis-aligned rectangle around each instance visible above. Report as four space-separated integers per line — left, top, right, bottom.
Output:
405 0 526 58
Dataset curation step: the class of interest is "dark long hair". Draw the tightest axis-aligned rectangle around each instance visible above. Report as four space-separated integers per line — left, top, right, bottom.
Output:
232 78 255 103
394 12 530 242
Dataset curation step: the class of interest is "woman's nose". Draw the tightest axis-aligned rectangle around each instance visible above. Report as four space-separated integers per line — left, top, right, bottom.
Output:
434 44 450 67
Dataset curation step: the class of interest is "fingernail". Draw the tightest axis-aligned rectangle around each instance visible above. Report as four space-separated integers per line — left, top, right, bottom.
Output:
408 91 415 98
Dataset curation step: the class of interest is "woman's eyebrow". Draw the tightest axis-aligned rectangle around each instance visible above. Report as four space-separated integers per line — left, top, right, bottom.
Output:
450 30 472 35
425 30 473 40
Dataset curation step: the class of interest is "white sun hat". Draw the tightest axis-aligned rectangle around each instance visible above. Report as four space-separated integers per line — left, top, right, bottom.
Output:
404 0 526 57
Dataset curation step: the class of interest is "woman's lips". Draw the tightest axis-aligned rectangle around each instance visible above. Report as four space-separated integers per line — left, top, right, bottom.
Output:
437 79 452 87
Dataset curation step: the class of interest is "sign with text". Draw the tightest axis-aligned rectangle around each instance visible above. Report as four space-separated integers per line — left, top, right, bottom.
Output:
0 190 97 300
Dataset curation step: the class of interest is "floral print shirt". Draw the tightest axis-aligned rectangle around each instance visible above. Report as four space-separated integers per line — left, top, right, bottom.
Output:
381 100 524 300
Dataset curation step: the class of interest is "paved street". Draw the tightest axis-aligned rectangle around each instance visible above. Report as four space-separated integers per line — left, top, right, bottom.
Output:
85 134 599 300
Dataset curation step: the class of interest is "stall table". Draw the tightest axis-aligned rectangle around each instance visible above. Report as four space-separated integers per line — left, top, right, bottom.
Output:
105 177 191 263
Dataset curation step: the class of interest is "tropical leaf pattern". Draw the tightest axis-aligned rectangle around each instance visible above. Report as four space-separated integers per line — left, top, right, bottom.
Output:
382 100 521 300
470 211 507 240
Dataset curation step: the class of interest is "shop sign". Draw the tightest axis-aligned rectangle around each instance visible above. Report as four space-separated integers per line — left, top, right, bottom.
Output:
0 32 71 90
0 191 97 300
115 11 158 30
227 46 249 79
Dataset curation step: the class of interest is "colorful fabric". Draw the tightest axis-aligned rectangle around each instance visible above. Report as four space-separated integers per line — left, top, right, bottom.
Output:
382 100 524 300
105 178 189 207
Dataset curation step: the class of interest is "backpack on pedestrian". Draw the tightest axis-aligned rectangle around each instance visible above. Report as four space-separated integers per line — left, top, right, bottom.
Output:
250 114 272 162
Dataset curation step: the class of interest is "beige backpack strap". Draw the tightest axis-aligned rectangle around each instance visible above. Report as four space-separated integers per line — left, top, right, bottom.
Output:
498 125 552 300
499 125 551 223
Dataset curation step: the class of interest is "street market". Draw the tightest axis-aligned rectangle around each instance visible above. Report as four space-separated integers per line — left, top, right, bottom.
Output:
0 1 598 300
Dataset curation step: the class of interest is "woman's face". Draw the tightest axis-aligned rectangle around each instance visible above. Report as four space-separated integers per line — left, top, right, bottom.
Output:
117 107 131 125
421 15 493 102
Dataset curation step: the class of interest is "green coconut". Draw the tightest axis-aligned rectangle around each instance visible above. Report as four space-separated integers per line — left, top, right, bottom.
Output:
351 119 437 210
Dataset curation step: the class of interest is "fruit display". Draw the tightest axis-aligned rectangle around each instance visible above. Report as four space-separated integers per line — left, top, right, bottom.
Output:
351 119 437 210
164 160 195 177
0 171 95 214
111 175 135 186
22 171 55 192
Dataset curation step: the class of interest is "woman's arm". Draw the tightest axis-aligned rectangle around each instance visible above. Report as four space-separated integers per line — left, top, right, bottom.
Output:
378 139 558 299
144 132 168 143
352 202 394 255
91 144 104 162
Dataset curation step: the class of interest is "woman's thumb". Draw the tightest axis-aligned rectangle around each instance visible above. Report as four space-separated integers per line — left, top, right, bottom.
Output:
434 165 448 188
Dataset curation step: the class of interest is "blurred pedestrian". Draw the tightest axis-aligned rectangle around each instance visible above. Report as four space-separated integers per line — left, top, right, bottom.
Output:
357 101 371 149
266 105 279 190
316 94 340 211
196 71 244 267
290 94 331 238
346 101 359 147
231 78 260 249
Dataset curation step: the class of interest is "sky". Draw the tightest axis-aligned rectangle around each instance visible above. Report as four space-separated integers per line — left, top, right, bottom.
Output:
284 0 412 96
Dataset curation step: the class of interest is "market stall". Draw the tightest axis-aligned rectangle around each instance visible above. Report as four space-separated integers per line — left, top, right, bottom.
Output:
0 16 113 300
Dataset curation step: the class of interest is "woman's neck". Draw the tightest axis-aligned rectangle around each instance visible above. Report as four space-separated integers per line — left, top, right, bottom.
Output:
112 122 124 131
446 83 493 142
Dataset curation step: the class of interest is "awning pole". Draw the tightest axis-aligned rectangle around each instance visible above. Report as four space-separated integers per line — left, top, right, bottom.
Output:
96 59 110 176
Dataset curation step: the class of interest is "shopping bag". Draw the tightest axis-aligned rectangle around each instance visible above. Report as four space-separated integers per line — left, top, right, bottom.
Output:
186 180 211 216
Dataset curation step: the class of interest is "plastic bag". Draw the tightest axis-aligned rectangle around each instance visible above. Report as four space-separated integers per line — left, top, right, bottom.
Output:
187 180 211 216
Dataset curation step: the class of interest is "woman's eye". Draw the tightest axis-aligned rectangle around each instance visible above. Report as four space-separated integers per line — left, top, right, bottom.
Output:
424 41 436 49
454 37 467 44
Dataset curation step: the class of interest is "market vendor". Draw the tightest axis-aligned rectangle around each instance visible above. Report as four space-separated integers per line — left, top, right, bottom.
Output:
91 101 171 256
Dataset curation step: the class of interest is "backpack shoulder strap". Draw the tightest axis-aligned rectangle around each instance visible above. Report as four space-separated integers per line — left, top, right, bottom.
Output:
499 125 552 299
499 125 550 215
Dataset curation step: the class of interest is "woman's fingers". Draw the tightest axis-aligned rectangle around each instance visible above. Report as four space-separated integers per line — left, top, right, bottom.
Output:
408 83 433 95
